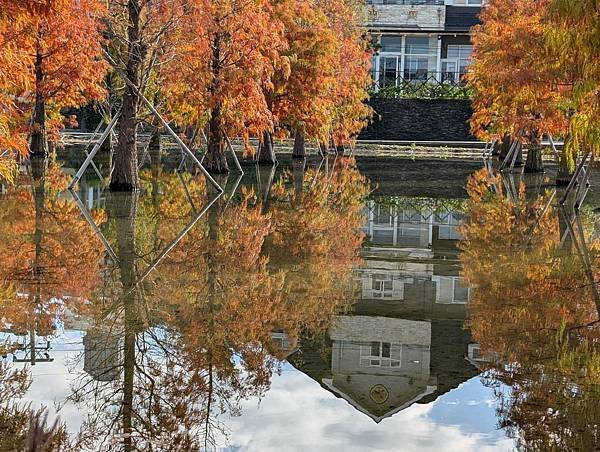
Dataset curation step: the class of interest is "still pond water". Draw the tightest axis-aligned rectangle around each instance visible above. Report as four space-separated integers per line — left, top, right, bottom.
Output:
0 152 598 451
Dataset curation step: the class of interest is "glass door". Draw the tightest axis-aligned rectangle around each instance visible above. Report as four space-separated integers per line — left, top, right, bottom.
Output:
379 56 400 88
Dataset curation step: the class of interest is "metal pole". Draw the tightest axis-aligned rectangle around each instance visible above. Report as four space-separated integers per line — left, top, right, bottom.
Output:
509 141 521 172
68 111 121 190
81 120 105 180
69 189 120 264
127 192 222 291
559 151 590 205
225 135 244 174
547 133 560 161
499 139 518 172
224 174 243 210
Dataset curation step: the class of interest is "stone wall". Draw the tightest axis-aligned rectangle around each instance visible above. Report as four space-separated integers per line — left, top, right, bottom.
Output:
367 4 445 29
359 98 476 142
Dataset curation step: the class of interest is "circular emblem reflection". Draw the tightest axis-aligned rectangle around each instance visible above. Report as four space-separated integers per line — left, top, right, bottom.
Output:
369 384 389 404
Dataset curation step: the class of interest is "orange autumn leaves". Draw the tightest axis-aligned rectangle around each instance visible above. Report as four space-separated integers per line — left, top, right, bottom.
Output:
469 0 600 161
152 160 369 369
461 170 599 365
468 0 568 144
460 169 600 450
0 163 104 336
162 0 371 150
0 0 107 154
0 0 371 179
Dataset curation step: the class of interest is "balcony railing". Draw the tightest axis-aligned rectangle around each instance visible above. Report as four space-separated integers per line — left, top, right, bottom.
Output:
371 71 472 99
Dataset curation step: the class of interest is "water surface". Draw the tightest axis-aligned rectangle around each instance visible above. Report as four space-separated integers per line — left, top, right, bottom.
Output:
1 153 598 451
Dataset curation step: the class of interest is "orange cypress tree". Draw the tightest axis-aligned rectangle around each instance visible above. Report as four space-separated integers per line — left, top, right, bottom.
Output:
263 0 372 161
545 0 600 182
468 0 569 173
259 0 338 162
323 0 372 150
164 0 286 173
0 0 107 161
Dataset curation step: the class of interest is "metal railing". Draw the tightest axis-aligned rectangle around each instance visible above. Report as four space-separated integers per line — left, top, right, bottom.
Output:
371 71 471 99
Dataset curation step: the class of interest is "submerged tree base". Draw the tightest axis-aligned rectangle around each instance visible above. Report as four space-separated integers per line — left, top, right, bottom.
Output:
205 166 230 175
109 182 140 192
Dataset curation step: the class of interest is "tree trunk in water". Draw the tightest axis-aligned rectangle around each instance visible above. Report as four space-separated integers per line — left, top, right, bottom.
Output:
110 0 142 191
498 135 511 159
557 145 575 186
292 130 305 159
292 159 305 197
258 131 276 165
30 49 48 157
524 144 544 173
257 164 276 210
149 125 161 167
513 143 524 166
31 156 47 288
106 191 141 452
206 108 229 174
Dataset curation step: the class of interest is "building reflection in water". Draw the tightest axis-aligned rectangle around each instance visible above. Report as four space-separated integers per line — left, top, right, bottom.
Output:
290 196 479 423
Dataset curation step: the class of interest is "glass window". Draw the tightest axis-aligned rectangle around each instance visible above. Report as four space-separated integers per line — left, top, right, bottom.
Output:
360 342 401 368
380 36 403 53
382 342 391 358
454 279 470 303
371 342 380 356
405 36 429 55
404 36 430 81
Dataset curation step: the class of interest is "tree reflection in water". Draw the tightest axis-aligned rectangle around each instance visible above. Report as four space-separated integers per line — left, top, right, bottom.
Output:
461 169 600 451
2 157 369 450
0 156 102 449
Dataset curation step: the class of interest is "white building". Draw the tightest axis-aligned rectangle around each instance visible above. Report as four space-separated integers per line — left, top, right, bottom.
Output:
366 0 485 87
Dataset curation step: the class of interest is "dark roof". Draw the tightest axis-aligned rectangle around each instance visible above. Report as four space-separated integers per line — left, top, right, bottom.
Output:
445 6 482 31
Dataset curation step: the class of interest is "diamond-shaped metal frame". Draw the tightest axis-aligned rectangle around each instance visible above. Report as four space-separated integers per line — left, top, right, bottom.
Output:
70 180 223 295
68 50 224 193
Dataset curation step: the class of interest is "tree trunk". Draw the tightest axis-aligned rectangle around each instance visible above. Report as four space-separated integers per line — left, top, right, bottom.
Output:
256 164 276 210
110 0 143 191
524 144 544 173
258 131 276 165
30 48 48 157
206 108 229 174
31 156 47 285
149 125 161 166
498 135 511 159
205 35 229 174
292 130 306 159
106 191 142 452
